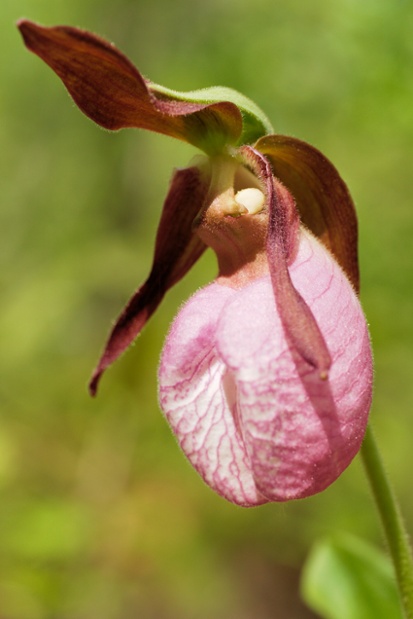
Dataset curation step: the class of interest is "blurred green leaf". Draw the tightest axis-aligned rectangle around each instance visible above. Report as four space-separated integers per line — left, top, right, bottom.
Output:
2 499 91 561
301 534 403 619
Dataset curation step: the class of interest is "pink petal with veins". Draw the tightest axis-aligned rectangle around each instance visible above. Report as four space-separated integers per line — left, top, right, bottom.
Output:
159 229 373 505
159 283 268 506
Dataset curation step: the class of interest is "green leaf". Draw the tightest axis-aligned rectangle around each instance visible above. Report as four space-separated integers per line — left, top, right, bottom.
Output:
151 83 274 146
301 534 403 619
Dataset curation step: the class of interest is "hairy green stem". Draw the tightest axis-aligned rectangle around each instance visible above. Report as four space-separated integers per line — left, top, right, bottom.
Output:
361 423 413 618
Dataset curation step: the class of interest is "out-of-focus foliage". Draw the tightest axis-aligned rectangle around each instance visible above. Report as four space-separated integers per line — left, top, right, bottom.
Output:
301 535 402 619
1 0 413 617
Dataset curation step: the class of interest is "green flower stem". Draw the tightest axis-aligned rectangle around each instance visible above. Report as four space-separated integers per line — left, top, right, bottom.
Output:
361 423 413 618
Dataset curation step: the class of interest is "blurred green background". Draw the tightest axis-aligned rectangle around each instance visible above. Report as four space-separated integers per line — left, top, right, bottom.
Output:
2 0 413 617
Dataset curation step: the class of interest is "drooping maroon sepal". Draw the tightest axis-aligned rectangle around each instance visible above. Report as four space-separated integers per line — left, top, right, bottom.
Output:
239 145 331 378
89 166 208 395
255 135 359 292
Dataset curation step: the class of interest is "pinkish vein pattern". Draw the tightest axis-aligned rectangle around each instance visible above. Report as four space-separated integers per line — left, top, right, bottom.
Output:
159 229 372 505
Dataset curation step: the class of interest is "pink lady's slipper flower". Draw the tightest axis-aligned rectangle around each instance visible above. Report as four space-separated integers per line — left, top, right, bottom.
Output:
19 21 373 505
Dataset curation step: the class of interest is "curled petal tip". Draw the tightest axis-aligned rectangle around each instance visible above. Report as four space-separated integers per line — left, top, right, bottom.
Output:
88 372 100 397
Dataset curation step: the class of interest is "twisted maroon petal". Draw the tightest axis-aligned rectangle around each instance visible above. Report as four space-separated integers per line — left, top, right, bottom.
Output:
255 135 359 292
239 145 331 377
17 20 242 152
89 166 208 395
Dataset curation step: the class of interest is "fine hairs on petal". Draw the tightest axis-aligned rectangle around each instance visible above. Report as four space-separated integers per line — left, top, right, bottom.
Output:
239 145 331 378
255 135 360 292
